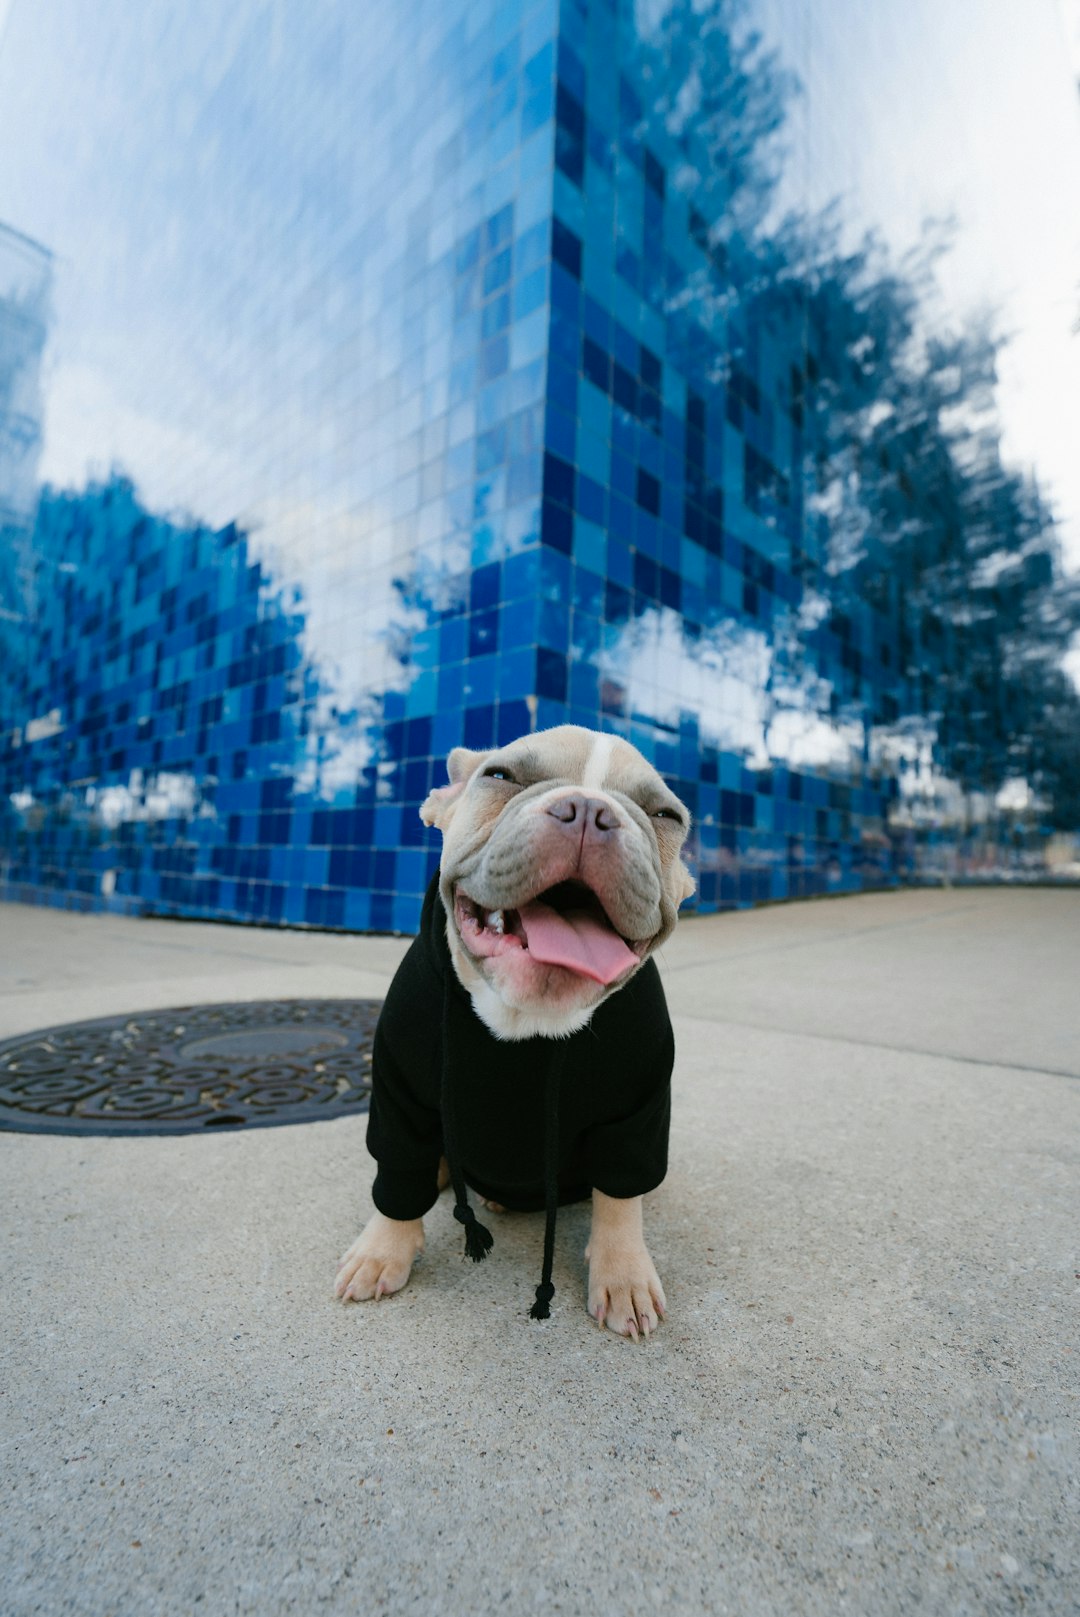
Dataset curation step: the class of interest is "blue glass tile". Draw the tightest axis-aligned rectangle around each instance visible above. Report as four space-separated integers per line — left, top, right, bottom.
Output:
571 517 605 575
542 450 575 506
345 890 373 931
521 68 555 140
440 614 468 660
547 353 577 413
432 708 464 758
471 562 501 610
464 654 499 705
539 597 570 650
537 648 568 701
502 591 538 640
497 645 533 699
305 848 329 888
557 37 586 103
605 580 631 622
541 498 573 553
606 535 633 586
552 216 582 279
508 307 546 373
369 892 395 932
463 702 497 748
438 662 466 711
468 604 501 653
545 401 576 461
479 334 510 382
583 291 610 343
550 261 581 323
572 566 605 616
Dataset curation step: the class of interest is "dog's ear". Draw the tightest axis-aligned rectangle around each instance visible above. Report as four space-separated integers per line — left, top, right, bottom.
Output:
419 747 492 829
675 860 696 905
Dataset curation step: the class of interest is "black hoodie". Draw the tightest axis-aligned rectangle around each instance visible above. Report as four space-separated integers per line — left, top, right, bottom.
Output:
367 874 674 1222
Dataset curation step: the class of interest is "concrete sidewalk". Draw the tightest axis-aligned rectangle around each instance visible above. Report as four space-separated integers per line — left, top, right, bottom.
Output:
1 888 1078 1616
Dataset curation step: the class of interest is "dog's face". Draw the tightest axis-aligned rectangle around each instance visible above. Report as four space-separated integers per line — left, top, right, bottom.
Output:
420 725 694 1039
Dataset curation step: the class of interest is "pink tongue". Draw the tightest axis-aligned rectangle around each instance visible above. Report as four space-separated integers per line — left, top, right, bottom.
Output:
517 899 638 985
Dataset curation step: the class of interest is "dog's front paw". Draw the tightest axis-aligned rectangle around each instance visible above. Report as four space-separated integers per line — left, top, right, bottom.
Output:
335 1212 424 1302
586 1241 667 1340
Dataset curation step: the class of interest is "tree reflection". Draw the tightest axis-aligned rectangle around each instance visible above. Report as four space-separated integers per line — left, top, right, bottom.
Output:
631 0 1080 833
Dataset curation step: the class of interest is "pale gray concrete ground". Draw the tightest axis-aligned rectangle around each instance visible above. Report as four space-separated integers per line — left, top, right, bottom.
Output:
1 887 1078 1616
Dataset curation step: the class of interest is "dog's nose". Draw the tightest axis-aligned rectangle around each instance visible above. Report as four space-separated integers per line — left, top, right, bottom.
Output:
545 794 621 833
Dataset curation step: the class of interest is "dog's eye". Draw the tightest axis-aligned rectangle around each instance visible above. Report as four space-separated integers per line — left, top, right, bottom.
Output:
653 807 683 824
483 766 517 783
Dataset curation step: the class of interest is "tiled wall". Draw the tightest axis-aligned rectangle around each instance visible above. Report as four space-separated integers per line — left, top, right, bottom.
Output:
0 0 1073 930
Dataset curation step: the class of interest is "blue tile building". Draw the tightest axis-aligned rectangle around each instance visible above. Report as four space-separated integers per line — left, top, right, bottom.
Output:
0 0 1076 929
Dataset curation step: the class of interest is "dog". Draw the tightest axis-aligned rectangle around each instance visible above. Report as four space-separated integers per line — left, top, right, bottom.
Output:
335 724 693 1335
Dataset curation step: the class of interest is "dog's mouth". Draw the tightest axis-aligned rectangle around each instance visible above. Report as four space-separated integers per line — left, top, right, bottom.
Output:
453 879 642 986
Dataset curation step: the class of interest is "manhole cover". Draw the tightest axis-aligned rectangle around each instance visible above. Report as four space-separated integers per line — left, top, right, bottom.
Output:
0 999 381 1136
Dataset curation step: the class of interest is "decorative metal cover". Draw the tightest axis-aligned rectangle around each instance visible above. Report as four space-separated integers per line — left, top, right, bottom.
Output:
0 999 379 1135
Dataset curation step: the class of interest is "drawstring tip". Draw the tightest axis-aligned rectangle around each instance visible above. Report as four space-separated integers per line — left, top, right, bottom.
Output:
453 1201 493 1263
529 1281 555 1321
463 1221 493 1263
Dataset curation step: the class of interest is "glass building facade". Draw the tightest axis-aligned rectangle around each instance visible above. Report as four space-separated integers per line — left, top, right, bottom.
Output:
1 0 1077 931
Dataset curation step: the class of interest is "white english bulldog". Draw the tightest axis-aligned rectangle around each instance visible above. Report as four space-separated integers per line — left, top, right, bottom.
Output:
336 724 694 1336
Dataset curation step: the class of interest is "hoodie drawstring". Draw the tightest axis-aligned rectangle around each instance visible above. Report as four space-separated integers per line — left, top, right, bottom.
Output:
441 974 494 1263
440 972 565 1318
528 1044 564 1320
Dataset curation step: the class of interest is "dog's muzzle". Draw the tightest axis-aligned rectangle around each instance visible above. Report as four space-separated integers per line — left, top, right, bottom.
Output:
453 877 640 985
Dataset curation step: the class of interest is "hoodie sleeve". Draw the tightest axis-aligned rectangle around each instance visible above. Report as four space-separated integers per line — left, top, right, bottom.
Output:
582 966 674 1199
365 942 445 1221
583 1064 672 1199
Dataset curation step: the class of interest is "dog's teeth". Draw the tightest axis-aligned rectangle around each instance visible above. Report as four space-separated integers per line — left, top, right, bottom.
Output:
487 910 505 934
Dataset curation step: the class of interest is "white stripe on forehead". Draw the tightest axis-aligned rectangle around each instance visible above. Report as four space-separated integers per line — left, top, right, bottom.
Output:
581 732 617 789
